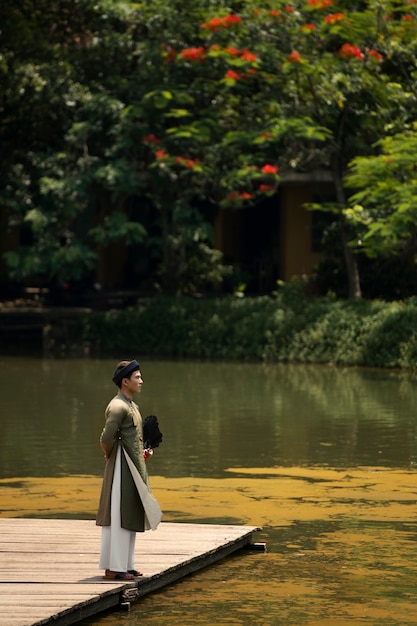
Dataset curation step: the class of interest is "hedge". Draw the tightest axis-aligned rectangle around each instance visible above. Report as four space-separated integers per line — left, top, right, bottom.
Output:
76 282 417 369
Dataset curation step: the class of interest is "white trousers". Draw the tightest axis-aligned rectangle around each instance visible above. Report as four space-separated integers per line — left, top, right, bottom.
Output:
99 445 136 572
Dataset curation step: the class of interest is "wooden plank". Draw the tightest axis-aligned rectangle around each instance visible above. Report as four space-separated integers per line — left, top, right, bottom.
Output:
0 519 260 626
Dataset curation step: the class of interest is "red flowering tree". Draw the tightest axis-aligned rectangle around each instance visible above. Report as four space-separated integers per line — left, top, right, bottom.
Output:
115 2 286 292
143 0 417 297
4 0 417 297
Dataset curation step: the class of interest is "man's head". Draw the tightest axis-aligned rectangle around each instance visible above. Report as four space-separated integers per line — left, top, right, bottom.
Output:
112 360 141 389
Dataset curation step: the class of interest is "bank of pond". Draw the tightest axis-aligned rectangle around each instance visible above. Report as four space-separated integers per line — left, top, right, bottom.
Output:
2 282 417 366
76 286 417 370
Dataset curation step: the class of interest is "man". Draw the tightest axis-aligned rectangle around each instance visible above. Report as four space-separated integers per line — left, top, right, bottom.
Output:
96 359 161 580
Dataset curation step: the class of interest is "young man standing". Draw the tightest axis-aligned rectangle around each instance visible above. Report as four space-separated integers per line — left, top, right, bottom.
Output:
96 359 158 580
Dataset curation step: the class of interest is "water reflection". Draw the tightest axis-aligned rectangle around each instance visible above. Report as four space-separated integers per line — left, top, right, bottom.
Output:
1 358 417 479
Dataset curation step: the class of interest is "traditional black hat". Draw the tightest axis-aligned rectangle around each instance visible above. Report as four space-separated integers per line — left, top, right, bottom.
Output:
112 360 140 386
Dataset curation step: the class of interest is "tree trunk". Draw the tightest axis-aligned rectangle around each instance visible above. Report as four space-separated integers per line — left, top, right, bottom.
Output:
159 203 184 294
333 168 362 299
159 204 173 293
340 217 362 299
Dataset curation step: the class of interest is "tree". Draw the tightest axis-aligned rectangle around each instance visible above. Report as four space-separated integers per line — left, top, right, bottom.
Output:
346 125 417 258
0 0 147 285
132 0 282 291
2 0 417 299
152 0 417 298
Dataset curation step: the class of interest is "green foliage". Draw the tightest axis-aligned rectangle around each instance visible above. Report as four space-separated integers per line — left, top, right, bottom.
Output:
89 213 147 245
361 303 417 368
3 0 417 298
0 0 146 283
346 125 417 256
77 287 417 370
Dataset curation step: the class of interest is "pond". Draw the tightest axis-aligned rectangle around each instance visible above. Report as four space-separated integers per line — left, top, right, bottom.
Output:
2 357 417 625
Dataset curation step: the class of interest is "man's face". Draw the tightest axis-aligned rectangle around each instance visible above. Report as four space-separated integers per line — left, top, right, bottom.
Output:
125 370 143 395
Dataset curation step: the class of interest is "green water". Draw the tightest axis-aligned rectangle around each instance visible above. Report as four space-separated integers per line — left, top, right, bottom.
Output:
2 358 417 478
2 357 417 625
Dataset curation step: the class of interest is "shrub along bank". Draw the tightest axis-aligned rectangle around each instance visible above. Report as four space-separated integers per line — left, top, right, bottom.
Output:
81 285 417 369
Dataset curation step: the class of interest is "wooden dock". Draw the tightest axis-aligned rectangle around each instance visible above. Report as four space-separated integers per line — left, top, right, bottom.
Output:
0 518 261 626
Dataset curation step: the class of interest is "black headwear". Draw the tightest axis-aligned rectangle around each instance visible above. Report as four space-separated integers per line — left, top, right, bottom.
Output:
112 360 140 386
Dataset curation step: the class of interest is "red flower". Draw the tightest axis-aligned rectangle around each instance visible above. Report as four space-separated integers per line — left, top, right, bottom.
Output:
301 23 316 32
225 70 242 80
337 43 364 60
287 50 302 63
225 46 240 56
156 150 169 160
260 184 276 192
226 191 252 201
240 49 257 62
201 17 224 31
285 5 294 12
308 0 333 7
201 14 241 30
175 157 200 168
261 164 279 174
402 14 413 21
225 47 257 62
180 47 206 62
142 134 160 145
225 14 242 25
325 13 345 24
368 49 383 62
267 9 280 16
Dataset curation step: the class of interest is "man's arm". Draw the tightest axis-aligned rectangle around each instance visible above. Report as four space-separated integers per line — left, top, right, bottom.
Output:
100 402 124 459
